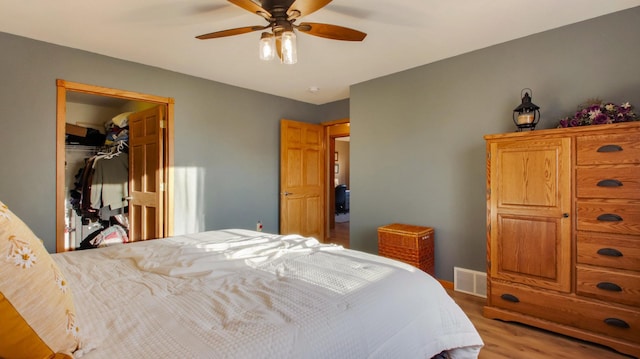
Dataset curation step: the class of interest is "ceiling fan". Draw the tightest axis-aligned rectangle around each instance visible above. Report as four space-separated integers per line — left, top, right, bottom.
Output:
196 0 367 64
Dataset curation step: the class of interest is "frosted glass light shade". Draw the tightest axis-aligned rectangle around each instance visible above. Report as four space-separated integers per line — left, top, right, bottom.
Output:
281 31 297 65
259 32 275 61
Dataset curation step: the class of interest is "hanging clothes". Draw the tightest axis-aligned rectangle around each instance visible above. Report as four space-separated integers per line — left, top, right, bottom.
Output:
90 152 129 213
79 156 98 219
66 112 133 250
70 141 128 220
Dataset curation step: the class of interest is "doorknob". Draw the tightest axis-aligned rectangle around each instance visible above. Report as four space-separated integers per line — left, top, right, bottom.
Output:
281 191 293 196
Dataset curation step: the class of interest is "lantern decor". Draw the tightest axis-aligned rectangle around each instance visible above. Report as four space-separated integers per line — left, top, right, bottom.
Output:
513 88 541 131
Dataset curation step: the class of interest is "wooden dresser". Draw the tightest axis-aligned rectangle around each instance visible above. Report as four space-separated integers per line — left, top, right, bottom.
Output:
483 122 640 358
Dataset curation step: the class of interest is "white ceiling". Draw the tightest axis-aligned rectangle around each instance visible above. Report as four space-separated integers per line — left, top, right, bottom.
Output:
1 1 638 105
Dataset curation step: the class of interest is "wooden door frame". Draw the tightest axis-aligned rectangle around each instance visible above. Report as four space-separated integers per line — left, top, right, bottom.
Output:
55 79 175 252
321 118 350 240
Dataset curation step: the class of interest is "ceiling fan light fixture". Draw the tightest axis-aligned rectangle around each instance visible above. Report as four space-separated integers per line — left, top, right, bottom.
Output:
259 32 275 61
197 0 366 65
280 30 297 65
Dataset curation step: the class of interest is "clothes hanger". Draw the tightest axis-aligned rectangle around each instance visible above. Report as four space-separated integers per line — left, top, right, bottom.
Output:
94 140 128 162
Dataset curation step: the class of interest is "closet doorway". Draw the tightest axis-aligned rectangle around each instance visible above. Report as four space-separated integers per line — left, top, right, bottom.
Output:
55 80 175 252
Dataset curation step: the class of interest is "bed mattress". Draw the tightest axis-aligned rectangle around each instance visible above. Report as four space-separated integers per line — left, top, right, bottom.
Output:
53 229 483 358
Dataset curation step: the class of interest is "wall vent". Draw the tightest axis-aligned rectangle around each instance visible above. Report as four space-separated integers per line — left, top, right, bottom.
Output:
454 267 487 298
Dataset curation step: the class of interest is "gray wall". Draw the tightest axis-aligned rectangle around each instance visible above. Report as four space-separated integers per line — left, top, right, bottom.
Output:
2 8 639 281
0 31 347 252
349 7 640 280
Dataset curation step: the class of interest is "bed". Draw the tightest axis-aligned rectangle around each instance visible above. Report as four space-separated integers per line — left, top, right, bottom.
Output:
0 201 483 359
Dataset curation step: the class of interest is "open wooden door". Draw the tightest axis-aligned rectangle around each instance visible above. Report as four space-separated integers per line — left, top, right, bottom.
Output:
280 119 325 240
128 105 164 241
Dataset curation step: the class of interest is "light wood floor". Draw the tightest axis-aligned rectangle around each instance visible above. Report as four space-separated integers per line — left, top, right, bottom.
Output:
447 289 634 358
327 221 349 248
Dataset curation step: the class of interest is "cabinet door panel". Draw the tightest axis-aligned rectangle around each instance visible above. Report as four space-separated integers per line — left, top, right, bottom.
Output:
498 215 560 280
489 137 571 292
497 147 561 209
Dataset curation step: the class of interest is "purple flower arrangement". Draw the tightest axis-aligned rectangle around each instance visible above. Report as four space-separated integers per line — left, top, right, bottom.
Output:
557 100 637 128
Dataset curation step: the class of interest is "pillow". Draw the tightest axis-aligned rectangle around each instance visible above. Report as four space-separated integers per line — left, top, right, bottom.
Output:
0 200 80 359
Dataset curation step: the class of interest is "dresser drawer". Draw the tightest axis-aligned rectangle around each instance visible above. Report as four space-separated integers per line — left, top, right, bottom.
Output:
490 281 640 343
576 166 640 200
577 202 640 235
577 232 640 271
577 133 640 165
576 266 640 307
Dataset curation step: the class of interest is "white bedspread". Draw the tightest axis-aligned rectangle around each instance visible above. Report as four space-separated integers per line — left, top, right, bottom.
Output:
53 229 483 358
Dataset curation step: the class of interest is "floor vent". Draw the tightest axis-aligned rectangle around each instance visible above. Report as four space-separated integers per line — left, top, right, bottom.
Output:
454 267 487 298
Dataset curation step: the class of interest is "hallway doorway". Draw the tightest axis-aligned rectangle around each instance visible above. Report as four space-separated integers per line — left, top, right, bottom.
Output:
324 119 350 248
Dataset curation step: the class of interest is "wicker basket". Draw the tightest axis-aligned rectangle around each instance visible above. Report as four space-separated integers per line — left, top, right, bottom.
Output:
378 223 434 275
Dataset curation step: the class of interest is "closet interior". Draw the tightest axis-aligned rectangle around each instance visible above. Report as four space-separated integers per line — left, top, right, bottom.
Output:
64 92 155 250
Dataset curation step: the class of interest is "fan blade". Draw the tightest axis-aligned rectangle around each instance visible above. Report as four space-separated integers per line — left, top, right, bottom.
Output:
228 0 271 19
297 22 366 41
196 25 267 39
287 0 332 19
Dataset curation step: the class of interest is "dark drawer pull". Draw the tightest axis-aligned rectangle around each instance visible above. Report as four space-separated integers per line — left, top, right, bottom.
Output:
604 318 630 329
500 294 520 303
597 145 623 153
596 179 623 187
597 214 623 222
597 248 623 257
597 282 622 292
